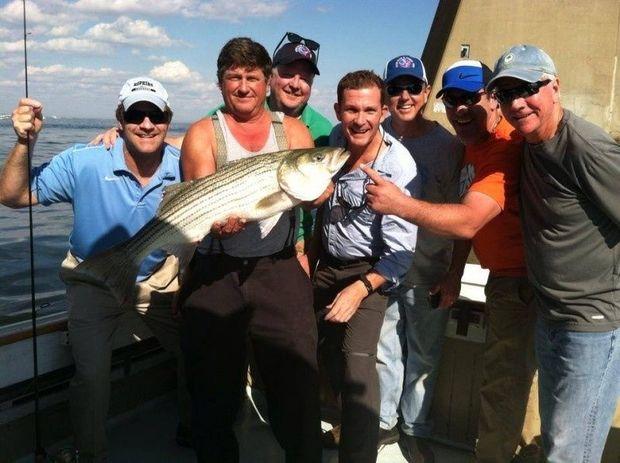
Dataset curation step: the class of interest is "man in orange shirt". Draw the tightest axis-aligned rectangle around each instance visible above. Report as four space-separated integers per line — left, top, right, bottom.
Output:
362 60 539 462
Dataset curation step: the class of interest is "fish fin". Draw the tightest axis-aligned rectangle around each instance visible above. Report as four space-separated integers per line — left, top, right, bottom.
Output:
254 191 297 216
162 242 197 270
65 245 139 306
252 191 297 238
258 213 283 238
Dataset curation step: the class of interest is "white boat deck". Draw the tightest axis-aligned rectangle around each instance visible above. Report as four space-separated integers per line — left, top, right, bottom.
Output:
17 390 474 462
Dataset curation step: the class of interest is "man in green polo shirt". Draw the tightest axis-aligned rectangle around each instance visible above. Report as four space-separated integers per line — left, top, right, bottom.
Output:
267 32 332 146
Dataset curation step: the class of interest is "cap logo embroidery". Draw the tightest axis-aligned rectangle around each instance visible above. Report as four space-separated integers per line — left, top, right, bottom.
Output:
294 44 312 58
504 53 514 63
395 56 415 68
458 73 478 80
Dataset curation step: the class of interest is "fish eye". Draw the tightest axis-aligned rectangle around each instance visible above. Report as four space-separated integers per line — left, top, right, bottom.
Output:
313 154 325 162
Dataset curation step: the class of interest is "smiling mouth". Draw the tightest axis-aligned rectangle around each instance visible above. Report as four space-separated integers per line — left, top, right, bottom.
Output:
513 112 533 121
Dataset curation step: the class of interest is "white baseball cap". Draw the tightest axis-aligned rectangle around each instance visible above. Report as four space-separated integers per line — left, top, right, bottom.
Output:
118 77 170 111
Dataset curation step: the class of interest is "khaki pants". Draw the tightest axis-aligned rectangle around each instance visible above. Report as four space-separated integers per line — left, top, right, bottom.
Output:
60 252 190 463
476 276 541 463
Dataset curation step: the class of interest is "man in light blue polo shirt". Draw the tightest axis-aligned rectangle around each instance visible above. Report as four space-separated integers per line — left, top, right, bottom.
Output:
0 77 189 462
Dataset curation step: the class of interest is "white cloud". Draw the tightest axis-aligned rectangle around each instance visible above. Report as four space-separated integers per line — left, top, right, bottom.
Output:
28 64 116 78
72 0 288 21
73 0 191 15
191 0 288 21
0 0 84 27
36 37 107 54
0 27 14 39
147 55 171 62
150 61 200 83
84 17 173 47
0 40 24 53
0 0 47 24
148 61 219 111
48 25 79 36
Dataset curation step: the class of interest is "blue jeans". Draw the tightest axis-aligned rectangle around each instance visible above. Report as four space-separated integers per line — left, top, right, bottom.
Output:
536 319 620 463
376 285 449 437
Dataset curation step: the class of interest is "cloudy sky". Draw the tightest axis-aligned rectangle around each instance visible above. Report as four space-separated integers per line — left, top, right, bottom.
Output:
0 0 439 123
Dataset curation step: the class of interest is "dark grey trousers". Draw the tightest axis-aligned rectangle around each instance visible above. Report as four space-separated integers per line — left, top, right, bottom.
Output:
314 258 388 463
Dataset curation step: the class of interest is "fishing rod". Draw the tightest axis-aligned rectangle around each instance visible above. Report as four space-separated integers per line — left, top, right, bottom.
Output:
21 0 47 461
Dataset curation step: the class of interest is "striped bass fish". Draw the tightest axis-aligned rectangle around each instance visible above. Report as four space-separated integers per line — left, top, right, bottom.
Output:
70 146 349 304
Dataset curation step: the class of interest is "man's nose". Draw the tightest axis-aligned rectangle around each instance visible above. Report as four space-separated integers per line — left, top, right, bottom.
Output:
140 116 155 129
289 74 301 87
238 78 249 93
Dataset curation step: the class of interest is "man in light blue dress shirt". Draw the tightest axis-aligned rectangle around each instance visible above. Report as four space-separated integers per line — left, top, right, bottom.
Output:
313 70 419 463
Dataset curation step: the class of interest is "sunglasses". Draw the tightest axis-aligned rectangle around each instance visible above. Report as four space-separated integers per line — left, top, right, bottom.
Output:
273 31 320 63
329 178 370 224
493 80 551 104
124 108 170 125
386 81 425 97
441 91 483 109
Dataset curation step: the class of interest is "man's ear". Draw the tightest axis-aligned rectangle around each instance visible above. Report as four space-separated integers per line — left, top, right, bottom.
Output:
334 102 341 122
487 91 500 110
551 77 561 102
423 84 431 105
380 104 388 122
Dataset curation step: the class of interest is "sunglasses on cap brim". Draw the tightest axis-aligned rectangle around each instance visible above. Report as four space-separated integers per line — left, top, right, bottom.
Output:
273 31 320 62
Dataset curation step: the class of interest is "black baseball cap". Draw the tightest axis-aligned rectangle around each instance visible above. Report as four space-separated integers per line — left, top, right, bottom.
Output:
273 42 320 75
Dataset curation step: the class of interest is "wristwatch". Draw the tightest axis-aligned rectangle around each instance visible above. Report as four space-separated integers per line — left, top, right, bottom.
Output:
359 273 374 295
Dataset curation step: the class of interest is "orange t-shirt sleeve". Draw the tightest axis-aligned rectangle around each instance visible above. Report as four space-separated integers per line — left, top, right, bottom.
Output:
468 140 521 211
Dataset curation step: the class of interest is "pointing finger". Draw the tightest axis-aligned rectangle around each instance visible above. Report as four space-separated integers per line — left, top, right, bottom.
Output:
360 165 384 185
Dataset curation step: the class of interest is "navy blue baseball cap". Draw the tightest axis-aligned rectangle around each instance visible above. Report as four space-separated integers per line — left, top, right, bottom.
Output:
383 55 427 84
436 60 492 97
273 42 320 75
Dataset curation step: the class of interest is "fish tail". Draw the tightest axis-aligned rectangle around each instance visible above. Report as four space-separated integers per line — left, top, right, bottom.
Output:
70 246 140 305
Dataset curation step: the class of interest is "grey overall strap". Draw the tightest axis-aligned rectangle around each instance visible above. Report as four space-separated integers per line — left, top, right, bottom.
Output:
210 112 228 171
211 110 290 170
270 110 289 150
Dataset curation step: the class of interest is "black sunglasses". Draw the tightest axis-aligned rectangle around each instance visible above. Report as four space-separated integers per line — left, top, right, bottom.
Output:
493 80 551 104
124 108 170 125
273 31 320 62
386 81 425 97
329 178 370 224
442 91 483 109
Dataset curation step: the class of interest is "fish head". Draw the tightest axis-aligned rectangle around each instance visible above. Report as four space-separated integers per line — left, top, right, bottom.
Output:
277 147 349 201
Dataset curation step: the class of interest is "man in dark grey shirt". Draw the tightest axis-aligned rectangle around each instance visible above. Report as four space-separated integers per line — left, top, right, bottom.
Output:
488 44 620 463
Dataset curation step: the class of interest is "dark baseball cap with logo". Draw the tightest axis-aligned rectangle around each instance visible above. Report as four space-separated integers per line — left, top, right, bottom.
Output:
273 42 320 75
383 55 427 84
436 59 492 97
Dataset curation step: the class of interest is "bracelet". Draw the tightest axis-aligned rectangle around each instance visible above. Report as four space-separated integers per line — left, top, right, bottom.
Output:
359 273 374 295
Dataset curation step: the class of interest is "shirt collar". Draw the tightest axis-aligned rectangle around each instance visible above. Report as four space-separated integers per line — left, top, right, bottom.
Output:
110 138 177 181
